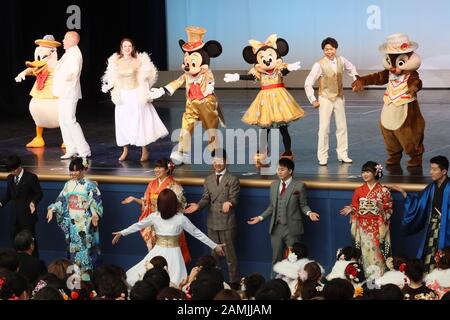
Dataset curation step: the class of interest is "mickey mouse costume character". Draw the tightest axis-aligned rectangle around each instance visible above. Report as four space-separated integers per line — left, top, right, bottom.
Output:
149 26 225 165
224 34 304 165
352 33 424 168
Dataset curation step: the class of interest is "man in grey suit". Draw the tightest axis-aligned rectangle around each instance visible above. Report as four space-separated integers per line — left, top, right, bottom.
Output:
185 149 240 286
248 158 320 269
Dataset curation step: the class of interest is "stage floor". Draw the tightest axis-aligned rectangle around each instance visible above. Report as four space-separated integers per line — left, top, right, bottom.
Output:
1 89 449 187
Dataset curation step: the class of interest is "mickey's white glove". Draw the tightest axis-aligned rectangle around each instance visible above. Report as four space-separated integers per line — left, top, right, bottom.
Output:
224 73 240 83
149 87 165 100
204 83 215 96
287 61 301 71
15 70 27 83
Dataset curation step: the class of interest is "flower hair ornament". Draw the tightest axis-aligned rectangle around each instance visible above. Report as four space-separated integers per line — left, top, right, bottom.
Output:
59 289 69 300
345 263 363 283
8 294 20 300
168 159 176 174
354 286 364 298
288 250 299 262
386 257 394 271
144 260 154 271
298 269 308 282
434 250 445 265
82 157 89 169
31 279 47 297
240 277 246 292
375 164 383 177
399 262 407 273
336 248 346 261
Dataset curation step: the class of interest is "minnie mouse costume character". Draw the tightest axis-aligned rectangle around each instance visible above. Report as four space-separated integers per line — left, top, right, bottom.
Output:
224 34 304 165
149 26 225 165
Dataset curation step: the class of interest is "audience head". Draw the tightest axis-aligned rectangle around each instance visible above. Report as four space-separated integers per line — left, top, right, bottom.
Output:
323 278 355 300
290 243 308 260
143 266 170 292
130 280 158 300
336 246 361 262
404 259 424 284
47 259 71 281
14 231 35 253
241 273 265 299
149 256 168 270
255 279 291 300
214 289 241 300
157 287 187 300
376 284 403 300
435 246 450 269
0 272 30 300
0 249 19 272
157 189 179 220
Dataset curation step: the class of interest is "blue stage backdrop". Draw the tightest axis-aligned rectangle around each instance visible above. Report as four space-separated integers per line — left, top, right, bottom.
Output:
167 0 450 71
0 179 424 280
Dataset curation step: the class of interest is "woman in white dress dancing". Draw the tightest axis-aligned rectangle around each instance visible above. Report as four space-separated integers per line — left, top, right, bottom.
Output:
112 188 225 287
101 38 168 162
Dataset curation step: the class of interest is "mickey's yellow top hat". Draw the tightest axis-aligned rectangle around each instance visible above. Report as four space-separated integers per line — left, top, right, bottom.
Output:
182 26 207 52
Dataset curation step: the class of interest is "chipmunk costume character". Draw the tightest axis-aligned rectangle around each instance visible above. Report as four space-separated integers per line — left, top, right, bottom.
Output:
352 33 424 167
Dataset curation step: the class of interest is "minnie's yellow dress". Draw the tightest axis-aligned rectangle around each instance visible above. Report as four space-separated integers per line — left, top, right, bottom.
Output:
242 63 305 128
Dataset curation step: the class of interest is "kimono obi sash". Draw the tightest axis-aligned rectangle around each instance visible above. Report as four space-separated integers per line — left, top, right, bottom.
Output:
357 197 381 216
156 235 179 248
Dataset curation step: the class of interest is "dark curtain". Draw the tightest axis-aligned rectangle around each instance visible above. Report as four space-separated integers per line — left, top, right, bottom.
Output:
0 0 167 118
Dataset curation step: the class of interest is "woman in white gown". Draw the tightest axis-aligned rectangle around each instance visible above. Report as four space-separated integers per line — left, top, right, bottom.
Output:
101 38 168 162
112 189 225 287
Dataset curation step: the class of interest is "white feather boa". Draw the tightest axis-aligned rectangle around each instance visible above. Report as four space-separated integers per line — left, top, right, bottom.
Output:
101 52 157 106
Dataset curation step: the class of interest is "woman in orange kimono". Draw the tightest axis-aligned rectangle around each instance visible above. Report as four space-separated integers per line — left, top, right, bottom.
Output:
121 158 191 263
340 161 393 275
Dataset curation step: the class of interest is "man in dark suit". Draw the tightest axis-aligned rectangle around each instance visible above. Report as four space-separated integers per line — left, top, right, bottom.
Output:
185 149 240 286
14 230 47 283
0 155 43 257
248 158 320 270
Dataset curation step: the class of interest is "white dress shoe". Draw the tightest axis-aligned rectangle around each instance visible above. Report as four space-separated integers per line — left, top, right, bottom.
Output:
170 151 184 165
338 157 353 163
60 153 76 160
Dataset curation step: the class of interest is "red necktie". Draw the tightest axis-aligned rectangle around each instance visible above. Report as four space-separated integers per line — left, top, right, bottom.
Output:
280 181 286 197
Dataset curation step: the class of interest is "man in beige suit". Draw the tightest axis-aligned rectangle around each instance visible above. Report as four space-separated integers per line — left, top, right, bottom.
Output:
304 37 358 166
185 149 240 286
53 31 90 159
249 158 320 272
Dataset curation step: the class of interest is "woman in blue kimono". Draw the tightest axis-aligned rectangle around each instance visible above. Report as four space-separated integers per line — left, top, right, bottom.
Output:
390 155 450 273
47 157 103 274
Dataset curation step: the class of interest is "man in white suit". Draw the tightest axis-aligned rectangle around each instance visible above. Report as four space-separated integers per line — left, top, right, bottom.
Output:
53 31 91 159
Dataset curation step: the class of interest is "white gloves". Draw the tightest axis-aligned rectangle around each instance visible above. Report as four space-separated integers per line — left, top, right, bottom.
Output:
287 61 301 71
224 73 240 83
204 83 215 96
149 87 165 100
15 70 27 83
